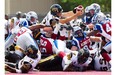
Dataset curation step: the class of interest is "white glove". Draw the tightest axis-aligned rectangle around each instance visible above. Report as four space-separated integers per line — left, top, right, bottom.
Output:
53 23 60 34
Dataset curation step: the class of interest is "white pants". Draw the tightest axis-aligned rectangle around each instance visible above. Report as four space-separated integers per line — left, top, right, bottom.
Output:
103 41 111 53
15 32 38 57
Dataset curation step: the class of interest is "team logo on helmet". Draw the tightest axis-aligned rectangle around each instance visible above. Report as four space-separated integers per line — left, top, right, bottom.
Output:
50 4 63 17
51 7 59 13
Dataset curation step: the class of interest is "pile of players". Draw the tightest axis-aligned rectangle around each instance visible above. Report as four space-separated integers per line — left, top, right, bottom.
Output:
5 3 111 73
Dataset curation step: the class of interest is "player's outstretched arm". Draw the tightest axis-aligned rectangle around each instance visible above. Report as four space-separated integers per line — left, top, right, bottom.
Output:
59 5 84 24
5 64 17 73
87 30 99 37
28 24 45 31
90 36 102 42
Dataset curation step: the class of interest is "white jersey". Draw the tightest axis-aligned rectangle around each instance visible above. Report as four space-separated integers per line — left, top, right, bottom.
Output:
5 26 32 50
17 53 41 71
91 12 105 25
11 17 23 28
5 19 9 35
15 29 38 57
14 27 32 42
70 51 79 66
41 11 59 26
70 51 92 71
94 54 110 71
89 47 110 71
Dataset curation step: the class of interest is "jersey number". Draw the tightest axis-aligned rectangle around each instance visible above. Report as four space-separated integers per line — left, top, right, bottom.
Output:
99 58 108 71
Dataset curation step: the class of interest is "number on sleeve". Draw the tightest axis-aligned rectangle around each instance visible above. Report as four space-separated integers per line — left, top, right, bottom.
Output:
106 24 111 32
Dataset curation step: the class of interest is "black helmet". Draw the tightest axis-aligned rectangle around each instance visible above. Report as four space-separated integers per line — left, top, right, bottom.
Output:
78 48 90 64
26 45 38 59
50 4 63 17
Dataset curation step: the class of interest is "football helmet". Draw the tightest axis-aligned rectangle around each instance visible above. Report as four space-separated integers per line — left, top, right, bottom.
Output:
26 45 38 59
87 5 95 17
85 6 90 14
26 11 38 21
106 14 111 18
90 3 101 14
16 11 22 18
50 4 63 17
85 6 93 18
73 26 83 37
78 48 91 65
16 11 22 16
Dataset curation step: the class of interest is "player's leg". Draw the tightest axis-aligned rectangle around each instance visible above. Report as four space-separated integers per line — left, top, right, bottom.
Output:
36 55 63 71
100 41 111 63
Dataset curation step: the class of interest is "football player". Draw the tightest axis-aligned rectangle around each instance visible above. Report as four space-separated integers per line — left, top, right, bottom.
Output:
71 26 102 51
41 4 84 26
5 45 41 73
87 13 111 66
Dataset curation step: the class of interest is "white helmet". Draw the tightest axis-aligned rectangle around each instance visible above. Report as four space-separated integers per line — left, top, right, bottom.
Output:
90 3 101 14
106 14 111 18
16 11 22 15
73 26 81 32
85 6 90 13
73 26 83 37
26 11 38 21
85 6 95 18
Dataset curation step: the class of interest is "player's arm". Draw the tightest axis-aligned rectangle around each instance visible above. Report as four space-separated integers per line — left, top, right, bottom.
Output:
90 36 102 42
87 24 101 36
9 18 14 31
59 5 84 24
87 23 94 29
5 61 32 73
59 11 83 24
62 11 76 17
5 64 17 73
87 30 99 36
28 24 45 31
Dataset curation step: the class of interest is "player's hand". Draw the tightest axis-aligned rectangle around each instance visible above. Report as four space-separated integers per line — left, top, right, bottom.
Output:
73 5 84 16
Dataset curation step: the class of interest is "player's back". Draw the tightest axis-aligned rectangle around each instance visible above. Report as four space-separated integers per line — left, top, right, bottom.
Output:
14 27 32 42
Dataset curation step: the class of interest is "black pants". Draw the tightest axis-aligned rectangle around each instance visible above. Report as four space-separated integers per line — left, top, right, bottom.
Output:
36 56 63 71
